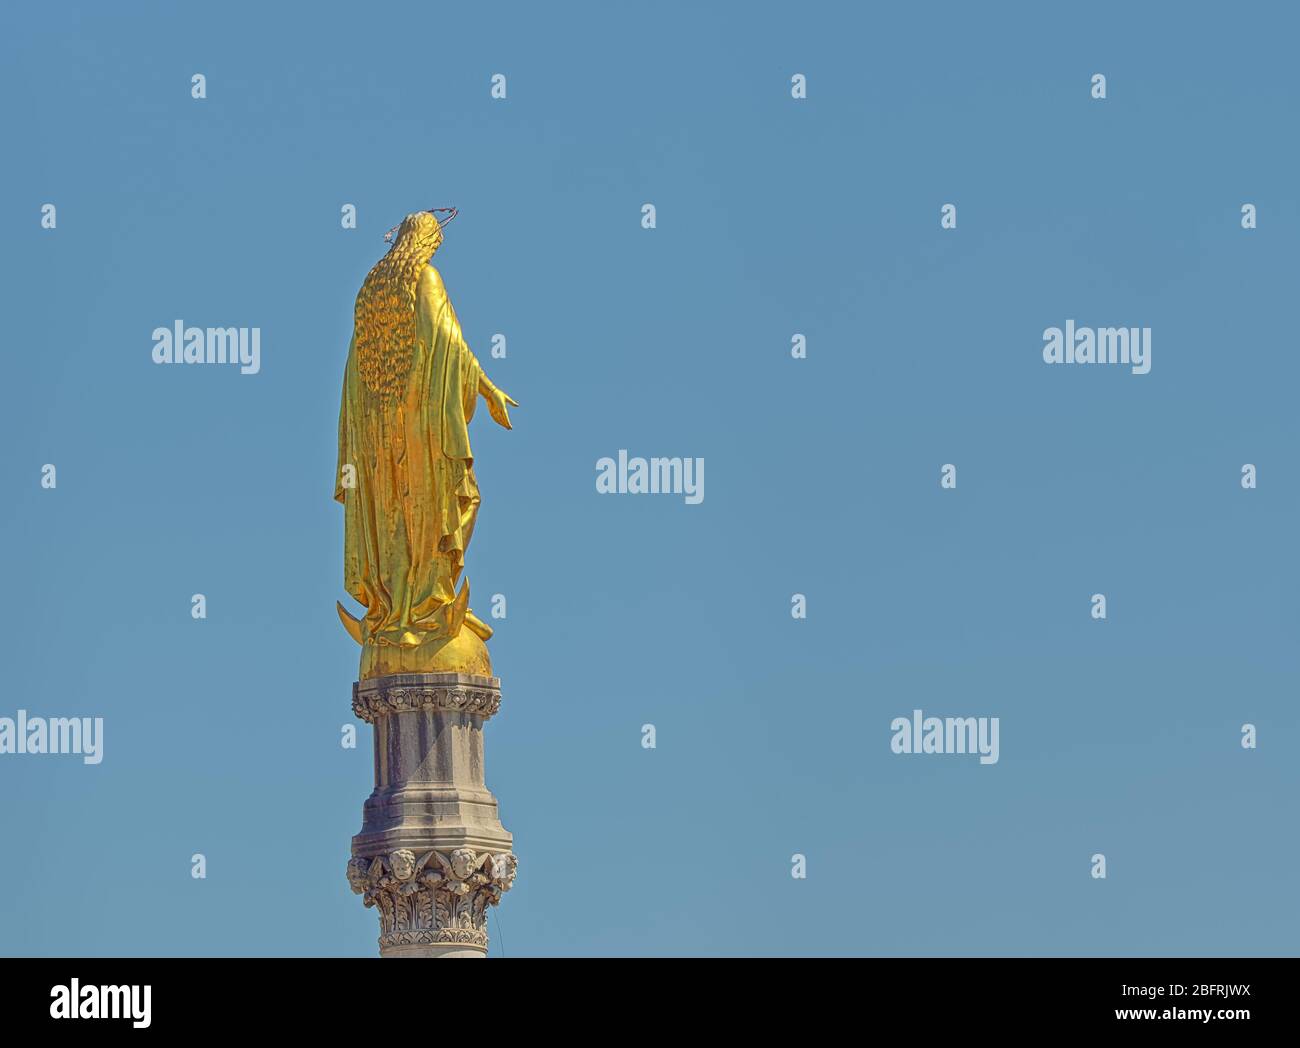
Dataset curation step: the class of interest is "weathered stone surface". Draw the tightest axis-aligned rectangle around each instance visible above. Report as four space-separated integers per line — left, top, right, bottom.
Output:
352 671 502 723
347 672 516 957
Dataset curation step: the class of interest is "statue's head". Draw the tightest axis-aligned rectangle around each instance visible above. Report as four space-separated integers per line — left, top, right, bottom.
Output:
355 206 459 398
391 212 442 259
384 208 457 262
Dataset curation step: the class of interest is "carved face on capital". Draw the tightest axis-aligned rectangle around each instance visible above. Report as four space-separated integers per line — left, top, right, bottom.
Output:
389 849 417 882
489 853 517 890
346 858 370 894
449 849 478 881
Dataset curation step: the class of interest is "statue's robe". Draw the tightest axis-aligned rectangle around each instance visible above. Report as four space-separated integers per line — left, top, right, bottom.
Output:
336 264 484 647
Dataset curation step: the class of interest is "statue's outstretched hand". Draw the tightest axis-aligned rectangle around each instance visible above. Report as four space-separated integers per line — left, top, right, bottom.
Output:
485 385 518 430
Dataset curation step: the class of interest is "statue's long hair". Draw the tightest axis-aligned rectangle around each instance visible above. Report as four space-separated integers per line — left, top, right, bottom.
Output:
353 212 443 398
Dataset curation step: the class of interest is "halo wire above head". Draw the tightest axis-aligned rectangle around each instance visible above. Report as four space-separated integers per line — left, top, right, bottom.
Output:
384 207 458 244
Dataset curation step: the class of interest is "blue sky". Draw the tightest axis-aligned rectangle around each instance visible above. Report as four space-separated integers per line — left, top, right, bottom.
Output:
1 0 1297 955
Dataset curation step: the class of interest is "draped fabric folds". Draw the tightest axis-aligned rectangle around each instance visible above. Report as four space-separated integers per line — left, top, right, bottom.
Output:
336 264 485 648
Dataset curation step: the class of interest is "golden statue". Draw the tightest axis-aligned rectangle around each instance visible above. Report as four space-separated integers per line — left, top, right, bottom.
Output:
335 209 517 679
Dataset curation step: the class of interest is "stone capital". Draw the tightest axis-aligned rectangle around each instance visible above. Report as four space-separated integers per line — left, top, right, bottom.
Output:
351 671 502 724
347 848 518 955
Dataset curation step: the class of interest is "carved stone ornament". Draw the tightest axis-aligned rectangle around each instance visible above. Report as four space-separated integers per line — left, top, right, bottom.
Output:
347 848 518 951
351 675 501 725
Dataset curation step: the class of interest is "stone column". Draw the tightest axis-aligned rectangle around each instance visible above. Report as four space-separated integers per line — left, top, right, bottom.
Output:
345 671 517 957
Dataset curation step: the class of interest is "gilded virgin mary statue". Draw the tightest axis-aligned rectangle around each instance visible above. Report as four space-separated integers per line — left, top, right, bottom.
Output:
335 209 516 680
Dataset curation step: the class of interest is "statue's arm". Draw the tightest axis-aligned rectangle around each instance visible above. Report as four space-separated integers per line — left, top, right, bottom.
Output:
423 264 517 430
477 366 518 430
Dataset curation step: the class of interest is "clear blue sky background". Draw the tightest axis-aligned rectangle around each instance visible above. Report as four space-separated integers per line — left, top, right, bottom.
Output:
1 1 1297 956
